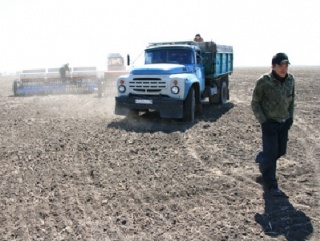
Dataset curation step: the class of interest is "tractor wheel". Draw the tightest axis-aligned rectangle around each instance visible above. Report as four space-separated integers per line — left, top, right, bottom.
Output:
12 80 18 96
98 79 103 97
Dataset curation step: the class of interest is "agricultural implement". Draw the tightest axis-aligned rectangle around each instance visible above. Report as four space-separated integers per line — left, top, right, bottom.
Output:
13 67 98 96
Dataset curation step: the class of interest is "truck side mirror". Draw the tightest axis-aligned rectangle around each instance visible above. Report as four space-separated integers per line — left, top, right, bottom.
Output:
127 54 130 66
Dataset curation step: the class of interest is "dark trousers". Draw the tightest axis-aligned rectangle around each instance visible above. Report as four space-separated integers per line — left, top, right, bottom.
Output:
60 70 66 82
257 119 292 189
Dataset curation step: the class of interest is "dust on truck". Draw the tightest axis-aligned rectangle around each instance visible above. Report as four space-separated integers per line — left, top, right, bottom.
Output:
114 40 233 122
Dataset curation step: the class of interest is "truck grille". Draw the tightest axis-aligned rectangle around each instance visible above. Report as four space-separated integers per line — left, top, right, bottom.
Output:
129 78 166 93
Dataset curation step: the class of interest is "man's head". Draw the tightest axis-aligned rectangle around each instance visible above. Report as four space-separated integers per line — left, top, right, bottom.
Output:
272 53 290 77
194 34 202 42
272 53 290 66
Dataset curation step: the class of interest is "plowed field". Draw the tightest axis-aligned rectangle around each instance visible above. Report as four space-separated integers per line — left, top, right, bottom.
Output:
0 67 319 240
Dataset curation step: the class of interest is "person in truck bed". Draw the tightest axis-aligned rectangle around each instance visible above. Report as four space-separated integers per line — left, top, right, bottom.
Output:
59 63 70 82
251 53 295 197
194 34 204 42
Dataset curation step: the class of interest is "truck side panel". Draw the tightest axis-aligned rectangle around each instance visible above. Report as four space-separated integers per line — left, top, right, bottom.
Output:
215 52 233 76
201 42 233 79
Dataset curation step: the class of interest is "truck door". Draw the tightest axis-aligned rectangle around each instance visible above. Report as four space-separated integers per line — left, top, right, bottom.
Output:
195 50 205 92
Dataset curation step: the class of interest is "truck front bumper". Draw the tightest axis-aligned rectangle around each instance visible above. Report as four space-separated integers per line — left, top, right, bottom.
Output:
115 95 184 119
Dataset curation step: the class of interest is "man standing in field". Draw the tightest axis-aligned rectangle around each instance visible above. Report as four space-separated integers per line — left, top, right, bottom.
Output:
251 53 295 196
59 63 70 82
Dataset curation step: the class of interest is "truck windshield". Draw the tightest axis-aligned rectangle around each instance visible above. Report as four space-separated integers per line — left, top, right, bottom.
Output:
145 49 194 65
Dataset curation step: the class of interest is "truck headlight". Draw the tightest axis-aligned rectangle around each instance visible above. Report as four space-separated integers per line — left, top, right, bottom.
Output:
118 85 126 93
171 86 180 94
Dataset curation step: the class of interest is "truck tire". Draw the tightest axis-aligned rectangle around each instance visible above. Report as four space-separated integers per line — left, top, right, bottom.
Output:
183 87 195 122
114 102 128 116
128 109 140 118
12 80 18 96
220 80 228 104
209 78 228 104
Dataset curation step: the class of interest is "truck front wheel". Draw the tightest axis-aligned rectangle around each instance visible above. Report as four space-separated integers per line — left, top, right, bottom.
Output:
183 87 195 122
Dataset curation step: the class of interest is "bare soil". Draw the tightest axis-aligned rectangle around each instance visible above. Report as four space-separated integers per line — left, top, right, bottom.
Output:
0 67 319 241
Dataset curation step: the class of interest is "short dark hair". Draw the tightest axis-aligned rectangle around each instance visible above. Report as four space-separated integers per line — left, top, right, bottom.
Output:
272 53 290 65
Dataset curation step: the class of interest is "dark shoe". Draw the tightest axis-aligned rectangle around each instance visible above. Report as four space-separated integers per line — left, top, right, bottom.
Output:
255 152 264 163
255 175 264 184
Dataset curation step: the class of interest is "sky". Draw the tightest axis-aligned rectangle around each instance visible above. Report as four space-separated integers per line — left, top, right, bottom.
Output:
1 0 319 73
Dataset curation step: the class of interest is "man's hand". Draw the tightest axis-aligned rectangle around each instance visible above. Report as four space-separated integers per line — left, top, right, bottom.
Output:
286 117 293 129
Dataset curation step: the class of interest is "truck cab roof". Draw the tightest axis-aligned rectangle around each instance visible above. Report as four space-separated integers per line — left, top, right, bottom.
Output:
147 41 201 51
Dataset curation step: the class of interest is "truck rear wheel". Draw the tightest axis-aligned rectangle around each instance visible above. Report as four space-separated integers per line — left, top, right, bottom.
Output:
209 77 228 104
183 87 195 122
220 81 228 104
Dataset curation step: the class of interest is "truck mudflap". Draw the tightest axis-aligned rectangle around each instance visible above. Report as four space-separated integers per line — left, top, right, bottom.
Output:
115 95 184 119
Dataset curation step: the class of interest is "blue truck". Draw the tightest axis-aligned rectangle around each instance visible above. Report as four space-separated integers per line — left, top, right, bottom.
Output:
115 40 233 122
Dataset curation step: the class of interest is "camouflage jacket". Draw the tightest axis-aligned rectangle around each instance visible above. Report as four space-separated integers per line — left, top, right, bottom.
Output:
251 71 295 124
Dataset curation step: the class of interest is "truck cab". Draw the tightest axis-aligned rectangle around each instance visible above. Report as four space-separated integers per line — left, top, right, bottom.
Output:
115 41 233 122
